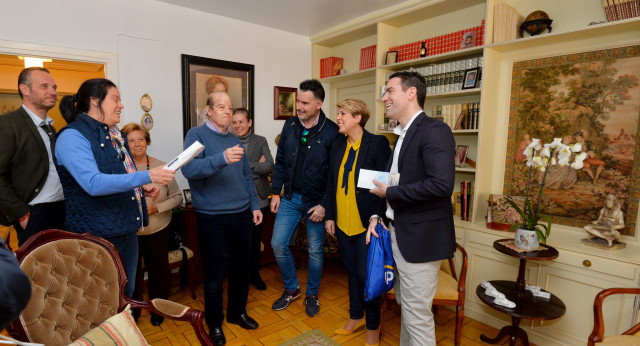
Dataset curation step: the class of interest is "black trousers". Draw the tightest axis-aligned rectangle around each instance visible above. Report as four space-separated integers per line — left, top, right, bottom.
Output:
133 225 171 303
196 209 252 329
336 228 381 330
249 206 269 279
13 200 65 246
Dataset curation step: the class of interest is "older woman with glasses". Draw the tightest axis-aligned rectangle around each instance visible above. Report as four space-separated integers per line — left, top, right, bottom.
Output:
325 98 391 346
55 78 175 298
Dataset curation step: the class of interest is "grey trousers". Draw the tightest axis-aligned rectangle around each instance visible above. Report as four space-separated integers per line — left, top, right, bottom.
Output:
390 225 441 346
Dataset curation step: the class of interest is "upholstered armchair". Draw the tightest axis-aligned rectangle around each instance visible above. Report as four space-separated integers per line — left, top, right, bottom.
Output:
7 230 212 345
588 287 640 345
380 242 468 345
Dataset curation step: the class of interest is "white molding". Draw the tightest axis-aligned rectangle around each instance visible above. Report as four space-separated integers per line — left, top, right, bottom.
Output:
0 40 118 84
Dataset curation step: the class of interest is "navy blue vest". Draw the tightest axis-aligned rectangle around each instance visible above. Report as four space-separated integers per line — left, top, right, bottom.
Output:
55 114 148 238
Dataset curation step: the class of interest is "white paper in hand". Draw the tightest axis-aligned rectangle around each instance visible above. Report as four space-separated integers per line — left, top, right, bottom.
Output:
165 141 205 171
357 169 389 190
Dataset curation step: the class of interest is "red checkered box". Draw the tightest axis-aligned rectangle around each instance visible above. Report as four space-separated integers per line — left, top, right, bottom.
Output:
320 57 343 78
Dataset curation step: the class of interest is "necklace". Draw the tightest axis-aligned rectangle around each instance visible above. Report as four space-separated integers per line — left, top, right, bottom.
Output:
146 154 150 170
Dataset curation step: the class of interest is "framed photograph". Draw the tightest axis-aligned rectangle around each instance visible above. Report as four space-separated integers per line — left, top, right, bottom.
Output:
183 189 192 204
274 86 296 120
181 54 254 137
388 119 398 130
385 51 398 65
461 31 477 49
462 67 480 90
454 145 468 168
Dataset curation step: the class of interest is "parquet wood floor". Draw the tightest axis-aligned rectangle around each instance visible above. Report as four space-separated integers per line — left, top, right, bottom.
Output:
0 233 531 346
133 260 530 345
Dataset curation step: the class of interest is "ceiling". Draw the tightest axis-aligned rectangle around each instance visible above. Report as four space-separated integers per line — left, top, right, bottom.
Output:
155 0 409 37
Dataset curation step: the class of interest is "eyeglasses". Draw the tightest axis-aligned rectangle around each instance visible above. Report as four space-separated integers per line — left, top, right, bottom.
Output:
300 129 310 145
111 138 125 161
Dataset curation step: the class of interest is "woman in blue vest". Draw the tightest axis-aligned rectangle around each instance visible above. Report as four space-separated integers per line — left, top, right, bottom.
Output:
54 78 175 297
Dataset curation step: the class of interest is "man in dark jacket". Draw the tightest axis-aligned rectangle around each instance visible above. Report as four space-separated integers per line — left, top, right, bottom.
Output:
270 79 339 317
0 68 65 246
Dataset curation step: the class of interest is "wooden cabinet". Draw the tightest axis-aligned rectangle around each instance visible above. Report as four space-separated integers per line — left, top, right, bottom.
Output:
457 222 640 345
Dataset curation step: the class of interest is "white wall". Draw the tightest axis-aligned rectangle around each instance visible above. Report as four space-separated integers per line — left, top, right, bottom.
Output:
0 0 311 189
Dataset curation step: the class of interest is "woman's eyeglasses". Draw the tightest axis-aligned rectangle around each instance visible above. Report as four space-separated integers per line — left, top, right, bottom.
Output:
300 129 310 145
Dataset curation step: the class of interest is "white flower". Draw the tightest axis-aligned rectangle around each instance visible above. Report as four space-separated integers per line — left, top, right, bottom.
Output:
551 157 557 166
571 152 588 169
571 142 582 152
549 138 563 149
528 138 542 151
531 155 544 168
541 144 551 158
557 145 573 166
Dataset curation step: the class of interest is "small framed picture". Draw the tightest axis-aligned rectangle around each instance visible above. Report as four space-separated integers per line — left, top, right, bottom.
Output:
462 68 480 90
455 145 469 168
388 119 398 130
385 51 398 65
454 112 466 130
460 31 476 49
183 189 192 204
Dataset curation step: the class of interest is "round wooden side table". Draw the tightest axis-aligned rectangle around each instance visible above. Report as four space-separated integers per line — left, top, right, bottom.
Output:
476 239 566 346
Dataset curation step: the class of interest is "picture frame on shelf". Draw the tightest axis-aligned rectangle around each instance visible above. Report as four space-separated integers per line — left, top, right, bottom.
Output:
462 67 480 89
385 51 398 65
388 119 398 130
460 30 476 49
454 145 468 168
181 54 254 138
274 86 296 120
183 189 192 204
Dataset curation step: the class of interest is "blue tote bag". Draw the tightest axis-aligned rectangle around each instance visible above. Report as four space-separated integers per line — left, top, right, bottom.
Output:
364 222 395 302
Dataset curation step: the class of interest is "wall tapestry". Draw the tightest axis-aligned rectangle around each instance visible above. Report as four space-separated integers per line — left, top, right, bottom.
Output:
504 45 640 236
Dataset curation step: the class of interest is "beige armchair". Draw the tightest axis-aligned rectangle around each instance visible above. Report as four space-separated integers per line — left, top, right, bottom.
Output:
588 287 640 345
7 230 212 345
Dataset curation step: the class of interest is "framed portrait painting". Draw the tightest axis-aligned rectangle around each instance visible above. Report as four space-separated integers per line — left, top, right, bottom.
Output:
274 86 296 120
503 45 640 236
181 54 254 137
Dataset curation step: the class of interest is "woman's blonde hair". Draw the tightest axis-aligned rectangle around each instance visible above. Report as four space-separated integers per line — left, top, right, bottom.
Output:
121 122 151 144
336 98 370 128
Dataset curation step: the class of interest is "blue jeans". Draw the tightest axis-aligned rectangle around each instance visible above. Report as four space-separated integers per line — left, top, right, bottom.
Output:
105 231 139 298
271 193 325 296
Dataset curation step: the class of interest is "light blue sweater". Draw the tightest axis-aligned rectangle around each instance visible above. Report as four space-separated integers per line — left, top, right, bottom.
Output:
182 125 259 215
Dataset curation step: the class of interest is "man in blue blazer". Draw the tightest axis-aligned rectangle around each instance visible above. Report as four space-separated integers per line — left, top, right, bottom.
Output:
370 71 456 345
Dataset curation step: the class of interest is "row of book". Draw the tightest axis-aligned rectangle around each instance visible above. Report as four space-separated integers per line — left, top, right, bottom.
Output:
432 102 480 130
601 0 639 21
359 45 377 71
493 3 523 43
386 20 485 63
320 57 343 78
453 180 474 221
406 57 483 95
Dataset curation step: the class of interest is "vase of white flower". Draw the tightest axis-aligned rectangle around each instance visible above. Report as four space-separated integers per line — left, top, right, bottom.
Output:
507 137 587 249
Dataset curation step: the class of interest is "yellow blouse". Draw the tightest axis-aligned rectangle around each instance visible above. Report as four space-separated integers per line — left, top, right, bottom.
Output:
336 136 365 236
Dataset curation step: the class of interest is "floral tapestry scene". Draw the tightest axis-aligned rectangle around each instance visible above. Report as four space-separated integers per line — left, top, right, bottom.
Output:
504 45 640 236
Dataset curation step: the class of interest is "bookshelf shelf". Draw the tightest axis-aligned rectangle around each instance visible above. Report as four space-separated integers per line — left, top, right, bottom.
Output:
426 88 481 99
452 129 479 135
456 167 476 173
381 46 484 70
319 68 376 83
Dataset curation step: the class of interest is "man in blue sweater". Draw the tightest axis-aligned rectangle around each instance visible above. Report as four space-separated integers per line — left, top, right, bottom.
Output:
183 91 263 346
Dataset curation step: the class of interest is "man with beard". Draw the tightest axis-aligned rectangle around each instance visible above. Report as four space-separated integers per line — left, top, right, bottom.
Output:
0 67 65 245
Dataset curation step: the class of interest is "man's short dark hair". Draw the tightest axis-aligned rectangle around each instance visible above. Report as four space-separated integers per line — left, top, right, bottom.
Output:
299 79 325 102
388 71 426 108
17 67 51 99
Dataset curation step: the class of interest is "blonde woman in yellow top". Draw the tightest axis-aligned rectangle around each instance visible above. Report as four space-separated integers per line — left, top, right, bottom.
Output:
325 99 391 346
